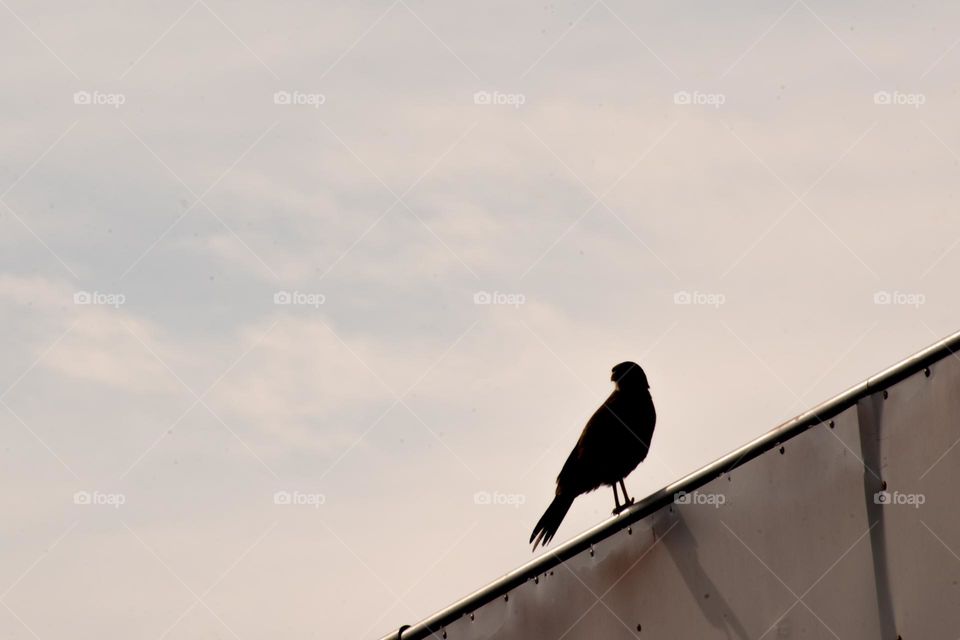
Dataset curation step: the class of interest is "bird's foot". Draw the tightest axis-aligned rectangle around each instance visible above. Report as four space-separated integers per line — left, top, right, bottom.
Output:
611 501 634 515
611 498 635 515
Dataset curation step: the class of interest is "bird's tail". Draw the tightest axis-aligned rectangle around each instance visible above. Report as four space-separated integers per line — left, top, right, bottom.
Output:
529 494 574 551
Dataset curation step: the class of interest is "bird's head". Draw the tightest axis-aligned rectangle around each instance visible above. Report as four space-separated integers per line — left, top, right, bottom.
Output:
611 361 649 390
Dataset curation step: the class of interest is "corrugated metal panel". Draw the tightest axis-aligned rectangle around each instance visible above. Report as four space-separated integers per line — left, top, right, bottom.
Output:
382 331 960 640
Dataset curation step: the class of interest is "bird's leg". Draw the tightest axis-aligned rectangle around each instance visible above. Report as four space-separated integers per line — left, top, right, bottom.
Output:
619 479 635 507
611 484 622 514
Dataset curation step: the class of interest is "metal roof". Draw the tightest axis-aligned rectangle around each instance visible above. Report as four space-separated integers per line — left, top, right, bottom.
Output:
380 329 960 640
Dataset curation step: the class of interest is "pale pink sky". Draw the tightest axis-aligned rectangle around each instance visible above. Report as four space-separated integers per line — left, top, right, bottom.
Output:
3 2 960 638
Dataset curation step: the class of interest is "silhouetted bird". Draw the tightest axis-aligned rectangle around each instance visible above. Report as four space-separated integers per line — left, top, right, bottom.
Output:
530 362 656 551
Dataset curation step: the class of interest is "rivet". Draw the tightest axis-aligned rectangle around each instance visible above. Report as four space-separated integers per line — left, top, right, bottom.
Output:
925 367 931 377
504 593 509 602
829 420 835 429
469 613 475 621
627 526 633 535
636 623 642 632
883 390 889 399
589 546 595 557
442 631 447 639
534 576 539 584
881 480 887 491
779 446 785 455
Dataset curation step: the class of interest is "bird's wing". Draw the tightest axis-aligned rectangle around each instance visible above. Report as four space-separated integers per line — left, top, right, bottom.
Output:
555 392 617 493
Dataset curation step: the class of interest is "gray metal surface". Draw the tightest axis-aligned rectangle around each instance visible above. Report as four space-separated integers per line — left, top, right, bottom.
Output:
382 331 960 640
857 355 960 637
